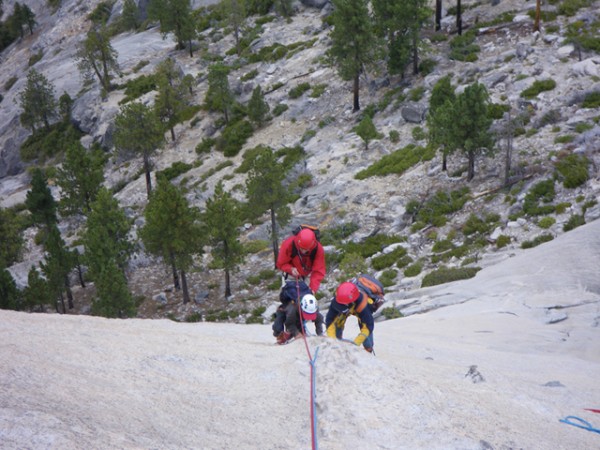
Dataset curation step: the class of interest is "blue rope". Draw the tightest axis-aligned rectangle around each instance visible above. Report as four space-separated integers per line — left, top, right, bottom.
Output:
559 416 600 434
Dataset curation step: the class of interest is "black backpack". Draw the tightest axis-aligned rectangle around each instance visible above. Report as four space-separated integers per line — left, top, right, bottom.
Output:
280 279 312 305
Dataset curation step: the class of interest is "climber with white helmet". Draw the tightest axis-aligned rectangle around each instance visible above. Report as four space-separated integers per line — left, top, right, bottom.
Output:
277 293 324 345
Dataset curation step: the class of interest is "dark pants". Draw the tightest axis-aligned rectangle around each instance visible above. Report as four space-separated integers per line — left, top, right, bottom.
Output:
272 302 295 336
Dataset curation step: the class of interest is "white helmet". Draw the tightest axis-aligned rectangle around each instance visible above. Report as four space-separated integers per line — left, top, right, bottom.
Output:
300 294 318 319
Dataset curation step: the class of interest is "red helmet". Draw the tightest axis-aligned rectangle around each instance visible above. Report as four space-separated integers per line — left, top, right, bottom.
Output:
296 228 317 254
336 282 360 305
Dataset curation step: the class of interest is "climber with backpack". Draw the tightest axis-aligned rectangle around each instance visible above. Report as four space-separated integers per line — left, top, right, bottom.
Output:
277 292 324 345
272 225 326 340
325 278 383 353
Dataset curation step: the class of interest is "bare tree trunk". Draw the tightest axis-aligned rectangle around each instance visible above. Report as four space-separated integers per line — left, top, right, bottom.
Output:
225 267 231 298
456 0 463 35
65 276 74 309
170 126 176 142
504 109 513 187
143 153 152 197
534 0 541 32
353 72 360 112
170 253 181 291
467 150 475 181
442 152 448 172
435 0 442 31
181 269 190 304
270 208 279 268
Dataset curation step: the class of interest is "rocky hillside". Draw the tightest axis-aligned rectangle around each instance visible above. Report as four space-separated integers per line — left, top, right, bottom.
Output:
1 0 599 322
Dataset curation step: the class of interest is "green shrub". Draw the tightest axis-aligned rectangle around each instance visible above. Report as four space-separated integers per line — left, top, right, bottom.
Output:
28 51 44 67
563 214 585 232
216 120 254 157
521 233 554 249
432 239 454 253
462 214 492 236
554 202 571 214
449 31 480 62
389 130 400 143
412 127 426 141
409 86 425 102
156 161 193 181
120 74 157 104
4 76 18 91
320 222 360 246
520 79 557 99
371 246 408 271
582 92 600 108
241 69 259 81
272 103 288 116
381 307 403 320
185 312 202 323
554 134 575 144
380 269 397 287
574 123 593 133
418 58 437 76
196 138 215 154
523 179 555 216
539 109 562 127
246 306 267 324
538 216 556 229
421 266 481 287
355 144 435 180
339 252 369 279
488 103 510 120
396 255 413 268
302 129 317 142
555 154 589 188
496 235 511 248
310 84 327 98
343 234 405 259
318 116 335 128
404 262 422 278
558 0 593 16
275 145 307 171
409 187 472 227
20 123 84 162
289 82 311 99
244 239 270 254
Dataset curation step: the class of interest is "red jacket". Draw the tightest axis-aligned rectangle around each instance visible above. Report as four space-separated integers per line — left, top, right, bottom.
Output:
276 235 326 293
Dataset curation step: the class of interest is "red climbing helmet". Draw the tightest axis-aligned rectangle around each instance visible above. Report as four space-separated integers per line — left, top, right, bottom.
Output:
296 228 317 254
336 282 360 305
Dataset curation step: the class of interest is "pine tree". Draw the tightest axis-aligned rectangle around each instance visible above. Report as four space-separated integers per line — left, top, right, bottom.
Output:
17 69 58 132
245 148 291 266
0 267 21 311
247 85 270 127
121 0 140 31
92 259 136 318
55 142 105 216
40 225 77 312
204 182 245 298
220 0 246 55
75 25 120 93
154 58 193 142
427 75 456 171
22 266 52 312
140 177 202 304
25 168 57 232
354 115 380 150
148 0 196 57
449 83 494 181
0 207 25 268
205 63 234 123
82 187 133 280
329 0 377 111
113 101 165 197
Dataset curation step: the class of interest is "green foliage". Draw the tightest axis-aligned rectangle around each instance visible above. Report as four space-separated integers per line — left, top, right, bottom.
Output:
241 69 259 81
558 0 593 16
246 306 267 324
555 154 589 188
521 233 554 249
196 138 215 155
89 1 114 25
409 86 425 102
216 119 254 157
338 252 369 280
272 103 288 116
418 58 436 76
28 50 43 67
539 109 562 127
412 127 426 141
381 306 403 319
488 103 510 120
432 239 454 253
403 262 422 277
55 142 106 216
310 84 327 98
379 269 397 287
320 222 359 246
343 234 405 259
371 246 408 271
75 25 119 92
538 216 556 229
520 79 557 99
355 144 435 180
156 161 193 181
0 207 25 268
244 239 270 254
248 85 270 126
0 268 21 311
449 31 480 62
582 92 600 108
421 266 481 287
354 115 381 150
25 168 57 229
496 235 511 248
92 259 136 318
462 213 494 236
205 63 234 122
119 75 158 105
275 145 307 171
563 214 585 232
389 130 400 143
410 187 471 227
19 122 84 162
148 0 195 52
18 68 58 132
554 134 574 144
523 179 555 216
289 82 311 99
